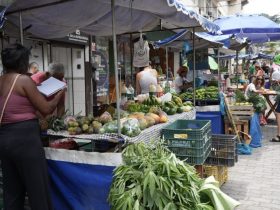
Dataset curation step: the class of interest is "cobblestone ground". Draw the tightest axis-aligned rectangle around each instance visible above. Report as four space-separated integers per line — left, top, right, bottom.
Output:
221 121 280 210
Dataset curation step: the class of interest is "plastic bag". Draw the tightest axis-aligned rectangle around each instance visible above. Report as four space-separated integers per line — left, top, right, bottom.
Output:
101 120 118 134
237 143 252 155
219 92 226 116
249 113 262 148
121 118 141 137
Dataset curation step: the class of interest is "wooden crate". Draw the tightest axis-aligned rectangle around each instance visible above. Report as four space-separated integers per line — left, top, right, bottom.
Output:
224 119 251 145
228 105 254 120
225 119 249 135
203 165 228 186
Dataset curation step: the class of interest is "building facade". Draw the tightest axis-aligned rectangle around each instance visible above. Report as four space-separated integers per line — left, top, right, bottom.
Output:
182 0 248 19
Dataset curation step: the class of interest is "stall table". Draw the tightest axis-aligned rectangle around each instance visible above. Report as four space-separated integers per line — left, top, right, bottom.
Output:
44 109 196 210
261 90 277 119
46 109 196 145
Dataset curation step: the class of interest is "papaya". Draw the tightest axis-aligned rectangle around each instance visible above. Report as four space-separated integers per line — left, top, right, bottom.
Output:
146 113 160 124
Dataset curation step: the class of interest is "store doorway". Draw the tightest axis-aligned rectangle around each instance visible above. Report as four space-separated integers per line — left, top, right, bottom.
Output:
51 44 86 115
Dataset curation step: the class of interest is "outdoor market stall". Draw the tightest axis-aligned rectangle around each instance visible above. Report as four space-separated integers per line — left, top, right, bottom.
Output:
153 30 232 134
0 1 224 209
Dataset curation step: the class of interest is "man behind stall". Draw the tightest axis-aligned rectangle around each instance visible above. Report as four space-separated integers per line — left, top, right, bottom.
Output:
32 63 66 117
28 62 40 75
174 66 193 94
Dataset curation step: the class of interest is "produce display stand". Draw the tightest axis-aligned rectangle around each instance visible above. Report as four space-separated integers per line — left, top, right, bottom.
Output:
42 110 196 210
46 109 196 146
227 104 254 120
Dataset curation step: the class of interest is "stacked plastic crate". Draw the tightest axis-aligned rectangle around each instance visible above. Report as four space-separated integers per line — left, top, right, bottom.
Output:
161 120 212 165
204 134 238 186
205 134 238 166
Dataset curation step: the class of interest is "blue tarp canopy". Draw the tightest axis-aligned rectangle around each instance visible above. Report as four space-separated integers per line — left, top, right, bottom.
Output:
153 29 247 51
153 29 224 50
213 14 280 44
5 0 221 38
195 32 248 50
216 53 274 60
257 52 274 60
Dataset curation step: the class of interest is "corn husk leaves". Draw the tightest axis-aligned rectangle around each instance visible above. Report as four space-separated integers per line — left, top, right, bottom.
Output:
108 140 213 210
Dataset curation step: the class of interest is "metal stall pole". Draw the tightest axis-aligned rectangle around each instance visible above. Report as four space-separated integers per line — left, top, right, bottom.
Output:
236 50 239 88
166 46 168 83
111 0 121 135
217 48 220 91
19 12 23 44
192 27 196 106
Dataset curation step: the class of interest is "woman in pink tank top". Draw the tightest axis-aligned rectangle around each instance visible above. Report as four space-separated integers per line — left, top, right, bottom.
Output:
0 44 65 210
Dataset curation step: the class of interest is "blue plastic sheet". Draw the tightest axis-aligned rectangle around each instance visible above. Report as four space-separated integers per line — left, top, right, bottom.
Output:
48 160 114 210
219 93 226 116
249 113 262 148
237 143 252 155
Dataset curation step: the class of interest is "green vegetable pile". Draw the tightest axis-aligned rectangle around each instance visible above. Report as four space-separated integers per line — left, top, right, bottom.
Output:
108 141 213 210
248 93 267 113
235 89 246 103
179 86 219 101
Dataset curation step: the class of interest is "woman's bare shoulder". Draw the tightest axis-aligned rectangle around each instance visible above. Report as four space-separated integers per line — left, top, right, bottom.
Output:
150 68 158 75
18 74 36 86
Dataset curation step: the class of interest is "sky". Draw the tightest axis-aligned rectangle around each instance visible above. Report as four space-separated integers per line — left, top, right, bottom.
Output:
243 0 280 16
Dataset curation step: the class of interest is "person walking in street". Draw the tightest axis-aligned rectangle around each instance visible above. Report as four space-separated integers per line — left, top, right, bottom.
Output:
0 43 65 210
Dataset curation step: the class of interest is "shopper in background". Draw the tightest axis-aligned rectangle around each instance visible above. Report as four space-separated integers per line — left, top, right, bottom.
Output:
255 65 265 77
245 76 267 125
174 66 193 94
28 62 39 75
136 63 158 95
262 62 270 75
0 44 65 210
249 61 261 82
271 54 280 142
248 61 257 80
32 63 66 117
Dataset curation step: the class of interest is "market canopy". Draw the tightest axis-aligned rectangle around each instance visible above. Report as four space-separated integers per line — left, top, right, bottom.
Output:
152 29 248 52
4 0 221 39
195 32 248 51
213 14 280 44
215 52 274 60
152 29 224 50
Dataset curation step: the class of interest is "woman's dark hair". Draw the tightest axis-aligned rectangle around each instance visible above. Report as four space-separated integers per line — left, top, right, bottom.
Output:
1 43 30 74
177 66 188 76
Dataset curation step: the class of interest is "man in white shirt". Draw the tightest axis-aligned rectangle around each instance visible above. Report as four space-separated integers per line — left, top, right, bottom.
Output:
174 66 193 94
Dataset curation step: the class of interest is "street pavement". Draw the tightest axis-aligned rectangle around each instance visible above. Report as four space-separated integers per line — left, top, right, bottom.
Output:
221 120 280 210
